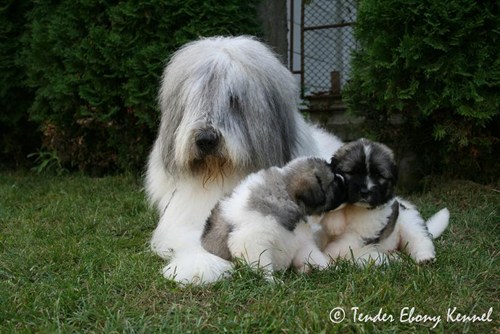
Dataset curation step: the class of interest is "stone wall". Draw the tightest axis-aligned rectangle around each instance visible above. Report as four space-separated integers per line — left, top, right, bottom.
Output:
306 95 364 141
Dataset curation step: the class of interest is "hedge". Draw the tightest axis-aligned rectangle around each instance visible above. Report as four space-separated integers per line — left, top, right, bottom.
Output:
0 1 38 168
344 0 499 182
1 0 261 174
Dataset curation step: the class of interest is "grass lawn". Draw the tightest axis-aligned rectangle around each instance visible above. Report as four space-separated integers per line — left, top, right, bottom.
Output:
0 172 498 333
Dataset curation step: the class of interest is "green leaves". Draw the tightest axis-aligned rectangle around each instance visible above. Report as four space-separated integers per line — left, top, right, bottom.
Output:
5 0 261 173
345 0 499 182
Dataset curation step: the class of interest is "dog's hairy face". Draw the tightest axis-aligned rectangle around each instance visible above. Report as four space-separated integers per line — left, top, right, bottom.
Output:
330 139 397 208
286 158 346 215
156 36 300 181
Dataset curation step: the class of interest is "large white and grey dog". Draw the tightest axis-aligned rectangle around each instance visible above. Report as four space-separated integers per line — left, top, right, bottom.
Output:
198 157 346 283
145 36 342 283
320 139 450 264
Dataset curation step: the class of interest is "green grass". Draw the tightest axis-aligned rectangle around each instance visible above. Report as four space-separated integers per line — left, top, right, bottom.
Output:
0 172 498 333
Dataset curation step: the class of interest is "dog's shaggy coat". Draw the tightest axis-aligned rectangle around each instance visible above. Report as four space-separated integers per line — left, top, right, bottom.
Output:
320 139 450 264
145 36 342 283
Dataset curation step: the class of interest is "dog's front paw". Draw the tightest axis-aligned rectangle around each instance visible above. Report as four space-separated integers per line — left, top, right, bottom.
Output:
162 251 233 285
162 263 184 282
323 241 351 261
294 248 329 273
162 263 195 283
264 274 284 285
162 263 211 285
414 254 436 264
412 251 436 264
296 262 324 274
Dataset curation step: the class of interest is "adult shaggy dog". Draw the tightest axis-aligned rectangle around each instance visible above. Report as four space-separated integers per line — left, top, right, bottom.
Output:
145 36 342 284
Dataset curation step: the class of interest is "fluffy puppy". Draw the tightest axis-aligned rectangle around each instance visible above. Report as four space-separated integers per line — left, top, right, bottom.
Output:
321 139 450 265
145 36 343 283
193 157 346 283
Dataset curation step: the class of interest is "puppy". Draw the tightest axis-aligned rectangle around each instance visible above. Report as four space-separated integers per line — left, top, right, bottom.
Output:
200 157 346 281
321 139 450 265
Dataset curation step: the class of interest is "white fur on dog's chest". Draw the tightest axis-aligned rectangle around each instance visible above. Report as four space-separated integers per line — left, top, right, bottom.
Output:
343 204 395 240
150 173 243 258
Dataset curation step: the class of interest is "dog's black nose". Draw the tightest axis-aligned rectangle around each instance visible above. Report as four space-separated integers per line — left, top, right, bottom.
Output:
195 130 219 153
360 187 370 198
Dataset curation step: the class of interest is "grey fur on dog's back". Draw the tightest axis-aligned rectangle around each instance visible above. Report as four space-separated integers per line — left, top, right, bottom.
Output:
201 166 306 260
247 167 305 231
246 158 340 230
201 203 234 261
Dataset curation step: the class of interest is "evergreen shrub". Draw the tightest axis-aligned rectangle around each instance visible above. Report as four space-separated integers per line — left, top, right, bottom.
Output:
344 0 499 182
0 1 38 168
9 0 261 173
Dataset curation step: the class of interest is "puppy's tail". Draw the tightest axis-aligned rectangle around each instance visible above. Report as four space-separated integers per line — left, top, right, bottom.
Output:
162 247 232 286
426 208 450 239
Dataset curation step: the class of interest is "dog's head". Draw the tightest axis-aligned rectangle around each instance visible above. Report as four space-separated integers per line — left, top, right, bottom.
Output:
156 36 301 182
330 139 397 209
285 158 346 215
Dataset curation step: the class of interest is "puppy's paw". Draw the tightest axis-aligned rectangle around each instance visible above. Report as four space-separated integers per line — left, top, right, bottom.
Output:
412 251 436 264
296 251 329 273
323 242 348 261
296 262 325 274
268 275 284 285
355 253 390 267
415 255 436 265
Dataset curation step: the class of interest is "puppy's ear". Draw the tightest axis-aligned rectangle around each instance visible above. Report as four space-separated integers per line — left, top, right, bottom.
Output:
294 175 326 214
297 190 326 214
330 173 347 210
330 155 340 171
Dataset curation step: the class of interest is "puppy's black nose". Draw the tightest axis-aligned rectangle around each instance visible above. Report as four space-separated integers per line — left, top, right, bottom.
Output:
360 187 370 198
195 130 219 153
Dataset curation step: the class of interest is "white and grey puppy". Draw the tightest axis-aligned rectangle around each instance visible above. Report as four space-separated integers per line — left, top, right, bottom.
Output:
145 36 343 283
198 157 346 282
321 139 450 265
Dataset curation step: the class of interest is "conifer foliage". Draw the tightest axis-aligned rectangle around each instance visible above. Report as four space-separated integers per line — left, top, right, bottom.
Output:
1 0 260 173
344 0 499 182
